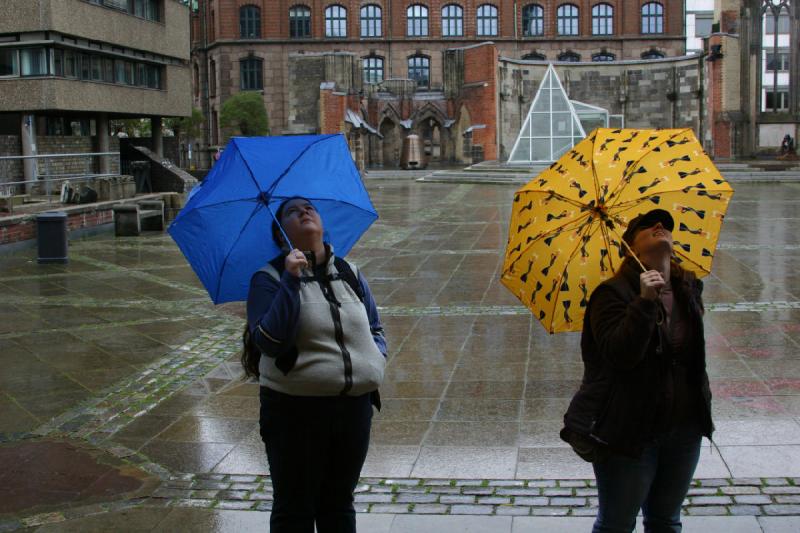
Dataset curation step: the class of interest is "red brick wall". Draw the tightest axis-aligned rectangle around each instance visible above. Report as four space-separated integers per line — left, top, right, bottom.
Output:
0 208 115 246
319 88 348 134
460 43 498 160
706 34 731 159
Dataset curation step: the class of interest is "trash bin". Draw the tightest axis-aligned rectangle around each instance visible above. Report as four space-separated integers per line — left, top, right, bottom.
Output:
400 134 427 170
131 161 152 193
36 211 68 264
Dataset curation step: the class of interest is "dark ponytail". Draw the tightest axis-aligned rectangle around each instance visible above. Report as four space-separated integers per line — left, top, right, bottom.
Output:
241 324 261 379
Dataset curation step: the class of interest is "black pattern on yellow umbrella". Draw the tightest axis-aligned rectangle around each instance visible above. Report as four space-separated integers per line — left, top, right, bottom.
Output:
501 128 734 333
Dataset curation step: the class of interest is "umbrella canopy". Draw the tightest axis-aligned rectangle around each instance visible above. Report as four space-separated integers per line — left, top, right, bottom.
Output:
501 128 734 333
169 134 378 304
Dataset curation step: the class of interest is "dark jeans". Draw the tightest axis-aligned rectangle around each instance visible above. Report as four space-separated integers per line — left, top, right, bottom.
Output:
259 386 373 533
592 426 702 533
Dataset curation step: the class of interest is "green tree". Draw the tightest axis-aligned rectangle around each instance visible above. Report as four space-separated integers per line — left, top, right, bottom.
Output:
165 108 205 139
219 92 269 140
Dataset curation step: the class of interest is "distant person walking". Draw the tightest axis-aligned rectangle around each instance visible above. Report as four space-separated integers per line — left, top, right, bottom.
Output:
561 209 714 533
242 196 387 533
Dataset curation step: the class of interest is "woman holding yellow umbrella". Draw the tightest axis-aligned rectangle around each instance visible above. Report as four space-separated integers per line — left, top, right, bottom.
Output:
560 208 713 532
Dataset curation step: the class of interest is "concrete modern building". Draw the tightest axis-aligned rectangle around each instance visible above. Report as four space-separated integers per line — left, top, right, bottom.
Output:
686 0 714 53
0 0 192 189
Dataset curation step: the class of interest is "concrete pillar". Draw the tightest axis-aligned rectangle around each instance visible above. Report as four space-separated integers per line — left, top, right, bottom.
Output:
152 116 163 158
96 113 110 175
20 114 37 194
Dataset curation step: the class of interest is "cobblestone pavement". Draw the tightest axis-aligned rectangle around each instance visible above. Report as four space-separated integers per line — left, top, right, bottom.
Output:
1 180 799 531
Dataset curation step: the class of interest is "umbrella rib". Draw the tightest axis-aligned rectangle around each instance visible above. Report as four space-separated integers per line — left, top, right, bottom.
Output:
589 131 602 201
605 128 690 208
213 201 264 304
545 219 597 333
505 213 592 274
521 190 587 210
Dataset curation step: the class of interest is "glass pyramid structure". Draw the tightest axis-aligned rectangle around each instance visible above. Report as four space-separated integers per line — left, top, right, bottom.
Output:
509 64 586 163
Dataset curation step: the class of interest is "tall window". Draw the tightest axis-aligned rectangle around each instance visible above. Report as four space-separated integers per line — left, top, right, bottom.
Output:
240 5 261 38
363 55 384 84
766 89 790 110
766 50 790 71
408 55 430 88
325 5 347 37
558 51 580 62
0 49 18 76
765 12 791 33
763 1 791 113
641 3 664 34
522 4 544 36
592 52 616 61
209 59 216 96
592 3 613 35
477 4 499 36
360 4 382 37
289 5 311 38
442 4 464 37
240 57 263 90
557 4 580 36
407 5 429 36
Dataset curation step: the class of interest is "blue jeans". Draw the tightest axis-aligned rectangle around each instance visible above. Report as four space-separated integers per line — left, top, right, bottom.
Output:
592 426 702 533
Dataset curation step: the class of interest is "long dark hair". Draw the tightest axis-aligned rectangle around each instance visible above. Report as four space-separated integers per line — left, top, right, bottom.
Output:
241 197 309 379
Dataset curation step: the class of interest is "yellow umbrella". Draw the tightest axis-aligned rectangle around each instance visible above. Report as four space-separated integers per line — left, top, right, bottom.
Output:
501 128 733 333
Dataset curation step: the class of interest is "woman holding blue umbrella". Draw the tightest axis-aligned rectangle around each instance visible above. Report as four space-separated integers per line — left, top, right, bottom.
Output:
242 196 387 533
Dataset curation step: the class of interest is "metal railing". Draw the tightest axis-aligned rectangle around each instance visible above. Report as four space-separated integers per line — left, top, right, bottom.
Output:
0 151 120 198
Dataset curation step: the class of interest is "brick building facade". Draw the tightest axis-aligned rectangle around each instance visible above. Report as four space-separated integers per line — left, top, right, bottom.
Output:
191 0 689 166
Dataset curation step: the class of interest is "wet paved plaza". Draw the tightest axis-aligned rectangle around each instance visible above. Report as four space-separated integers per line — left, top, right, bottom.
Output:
1 179 800 531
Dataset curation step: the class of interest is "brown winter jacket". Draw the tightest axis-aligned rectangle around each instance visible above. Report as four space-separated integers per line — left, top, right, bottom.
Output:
561 259 714 459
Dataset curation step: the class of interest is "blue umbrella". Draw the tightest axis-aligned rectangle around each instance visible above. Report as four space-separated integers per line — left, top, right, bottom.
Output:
168 134 378 304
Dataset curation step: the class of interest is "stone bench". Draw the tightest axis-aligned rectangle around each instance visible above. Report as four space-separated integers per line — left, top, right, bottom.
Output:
113 199 165 236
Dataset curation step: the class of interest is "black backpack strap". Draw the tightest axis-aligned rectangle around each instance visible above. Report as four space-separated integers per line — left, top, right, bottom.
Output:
333 257 365 303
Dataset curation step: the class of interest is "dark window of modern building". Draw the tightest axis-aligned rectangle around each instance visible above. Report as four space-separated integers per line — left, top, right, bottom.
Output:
442 4 464 37
407 4 429 36
360 4 382 37
240 57 263 90
80 53 91 79
408 55 430 88
325 5 347 37
522 4 544 36
641 2 664 34
557 4 580 36
0 49 18 76
289 5 312 38
64 50 78 78
136 62 147 85
765 13 791 34
558 51 581 62
767 51 790 71
94 0 160 22
641 49 665 59
240 5 261 38
765 89 789 110
363 55 384 84
522 52 546 60
592 52 615 61
477 4 498 36
20 48 48 76
694 13 712 37
592 3 613 35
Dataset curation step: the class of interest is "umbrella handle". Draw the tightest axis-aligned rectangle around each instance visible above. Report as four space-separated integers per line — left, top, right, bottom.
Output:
265 202 295 251
610 227 647 273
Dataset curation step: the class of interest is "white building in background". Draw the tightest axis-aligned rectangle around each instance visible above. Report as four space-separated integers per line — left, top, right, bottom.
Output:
686 0 714 54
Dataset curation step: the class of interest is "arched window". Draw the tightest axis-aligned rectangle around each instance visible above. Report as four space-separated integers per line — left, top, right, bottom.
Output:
641 2 664 34
558 51 581 62
592 3 613 35
240 56 263 90
592 52 616 61
360 4 382 37
442 4 464 37
477 4 499 36
522 52 546 60
557 4 580 36
408 55 430 88
289 5 311 38
363 55 384 84
325 5 347 37
240 5 261 38
522 4 544 36
641 49 665 59
407 5 429 36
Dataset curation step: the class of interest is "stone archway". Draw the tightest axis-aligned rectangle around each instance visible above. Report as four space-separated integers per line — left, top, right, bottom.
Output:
379 118 400 168
418 117 443 163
